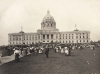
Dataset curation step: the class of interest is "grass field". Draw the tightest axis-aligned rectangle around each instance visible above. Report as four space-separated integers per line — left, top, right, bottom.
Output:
0 47 100 74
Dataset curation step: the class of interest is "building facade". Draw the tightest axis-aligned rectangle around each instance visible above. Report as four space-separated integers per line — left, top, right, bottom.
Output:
8 11 90 45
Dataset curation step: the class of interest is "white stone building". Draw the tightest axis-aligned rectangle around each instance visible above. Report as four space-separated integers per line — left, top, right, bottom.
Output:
8 11 90 45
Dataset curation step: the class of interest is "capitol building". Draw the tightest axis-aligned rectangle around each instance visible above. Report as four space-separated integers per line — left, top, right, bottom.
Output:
8 11 90 45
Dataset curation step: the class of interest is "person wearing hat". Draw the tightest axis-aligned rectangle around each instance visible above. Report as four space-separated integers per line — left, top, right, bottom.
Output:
14 47 20 62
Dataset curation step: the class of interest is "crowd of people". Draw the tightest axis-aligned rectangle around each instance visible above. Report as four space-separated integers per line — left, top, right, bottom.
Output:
0 43 95 63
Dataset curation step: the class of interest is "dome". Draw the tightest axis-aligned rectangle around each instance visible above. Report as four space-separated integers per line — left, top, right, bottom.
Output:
42 11 56 23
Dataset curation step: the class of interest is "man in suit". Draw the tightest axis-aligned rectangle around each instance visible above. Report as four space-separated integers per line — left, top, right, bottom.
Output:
45 45 50 58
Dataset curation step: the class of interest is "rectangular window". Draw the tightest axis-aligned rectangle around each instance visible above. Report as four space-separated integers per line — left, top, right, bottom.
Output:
47 35 49 39
76 36 78 39
87 36 88 38
69 36 70 39
80 36 81 39
72 36 73 39
13 38 15 41
83 40 85 43
87 40 88 43
83 36 84 38
59 34 61 39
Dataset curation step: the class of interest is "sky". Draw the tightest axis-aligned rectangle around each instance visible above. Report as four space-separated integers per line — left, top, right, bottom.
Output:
0 0 100 45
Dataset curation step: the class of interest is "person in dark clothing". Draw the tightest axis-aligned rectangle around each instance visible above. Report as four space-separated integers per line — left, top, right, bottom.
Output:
68 46 71 56
45 46 50 58
7 47 11 56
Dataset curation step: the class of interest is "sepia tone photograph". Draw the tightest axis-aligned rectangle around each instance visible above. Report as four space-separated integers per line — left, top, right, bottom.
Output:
0 0 100 74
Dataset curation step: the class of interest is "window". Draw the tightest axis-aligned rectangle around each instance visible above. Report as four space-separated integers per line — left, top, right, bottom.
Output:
72 36 73 39
66 41 67 43
59 34 61 39
76 36 78 39
43 35 45 39
83 36 84 38
80 36 81 39
19 38 21 40
47 35 49 39
87 40 88 43
51 35 53 39
80 40 81 43
66 37 67 39
69 36 70 39
83 40 85 43
87 36 88 38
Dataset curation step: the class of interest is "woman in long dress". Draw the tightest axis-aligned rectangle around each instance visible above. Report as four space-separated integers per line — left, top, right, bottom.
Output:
14 48 20 62
61 48 64 53
65 47 68 56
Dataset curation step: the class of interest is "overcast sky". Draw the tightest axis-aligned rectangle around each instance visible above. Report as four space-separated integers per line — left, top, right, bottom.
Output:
0 0 100 45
